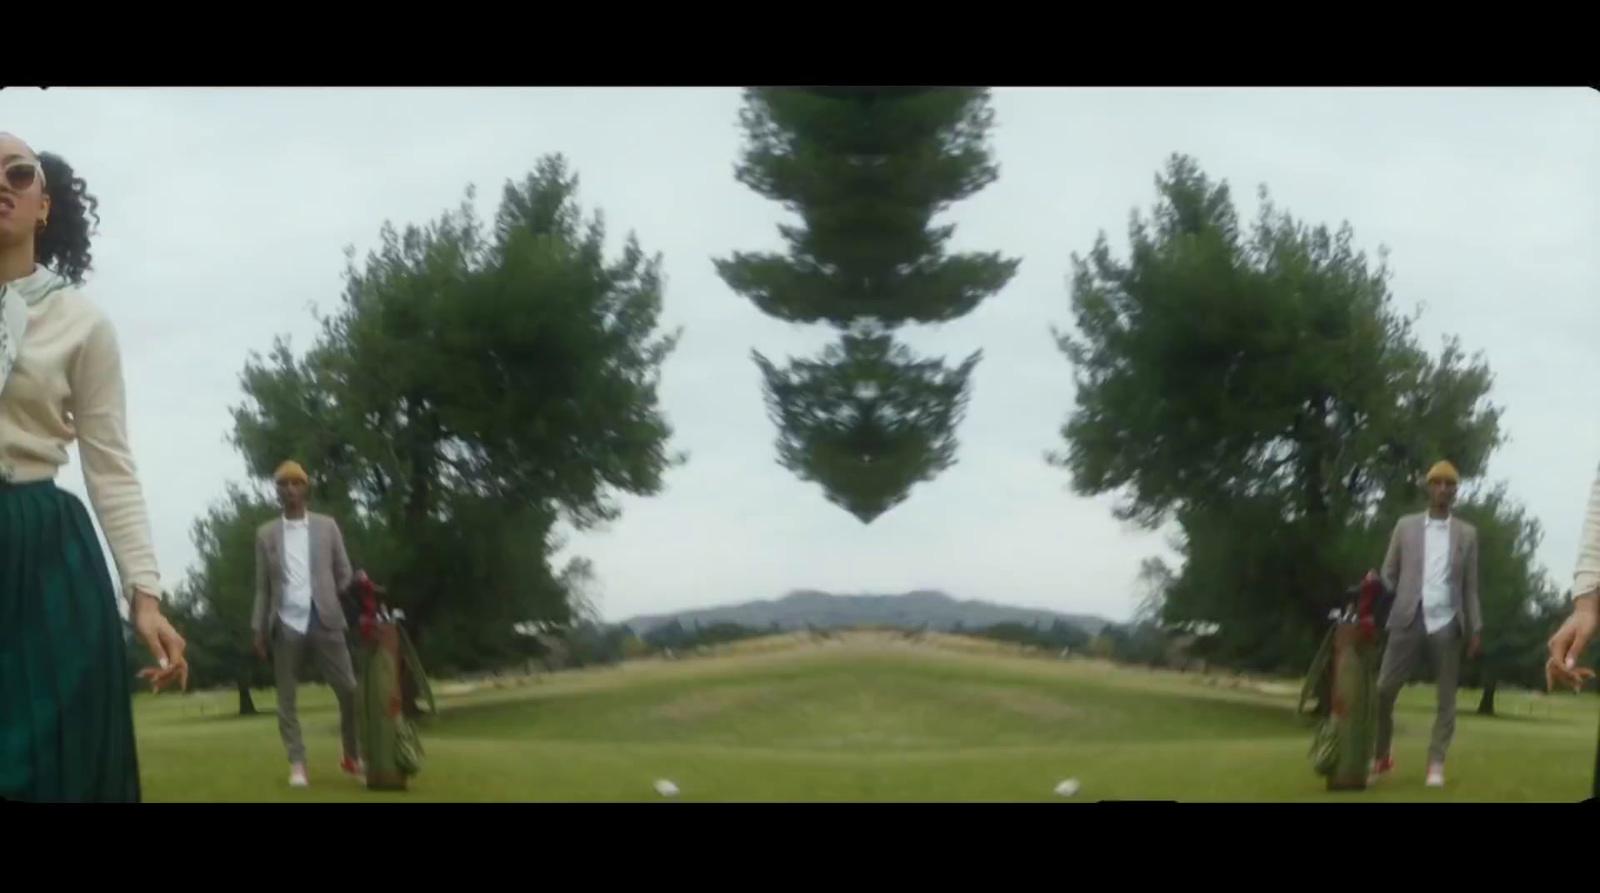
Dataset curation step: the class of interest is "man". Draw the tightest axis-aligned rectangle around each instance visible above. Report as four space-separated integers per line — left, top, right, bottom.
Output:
1546 462 1600 692
251 460 363 789
1371 460 1482 789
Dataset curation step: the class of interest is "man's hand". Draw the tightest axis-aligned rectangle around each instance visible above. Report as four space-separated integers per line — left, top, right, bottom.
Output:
255 635 268 660
1545 598 1598 693
132 591 189 693
1467 635 1482 659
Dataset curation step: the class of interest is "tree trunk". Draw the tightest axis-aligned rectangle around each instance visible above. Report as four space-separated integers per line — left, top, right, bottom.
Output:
1476 679 1497 717
237 681 258 716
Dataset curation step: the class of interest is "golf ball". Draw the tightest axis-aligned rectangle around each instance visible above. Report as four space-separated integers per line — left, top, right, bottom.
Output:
654 779 680 798
1054 778 1081 798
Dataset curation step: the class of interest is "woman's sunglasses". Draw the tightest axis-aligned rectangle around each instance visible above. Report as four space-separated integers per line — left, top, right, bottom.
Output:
2 159 44 192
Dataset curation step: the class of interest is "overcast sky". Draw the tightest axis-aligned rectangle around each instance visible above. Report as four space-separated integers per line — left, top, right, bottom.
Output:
6 87 1597 624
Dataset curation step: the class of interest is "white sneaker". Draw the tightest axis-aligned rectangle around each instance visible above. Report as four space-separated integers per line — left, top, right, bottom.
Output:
1425 763 1445 788
289 763 310 788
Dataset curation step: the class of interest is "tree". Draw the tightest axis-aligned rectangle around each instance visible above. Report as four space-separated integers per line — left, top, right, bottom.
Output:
169 485 281 713
1048 619 1092 652
1134 556 1176 627
978 622 1039 647
1119 622 1170 668
1053 154 1503 670
755 330 980 521
716 88 1018 521
1090 627 1122 661
975 620 1091 654
621 632 653 661
1160 499 1344 674
227 155 683 675
560 556 603 629
715 88 1015 327
563 622 632 668
1455 485 1564 715
644 619 690 652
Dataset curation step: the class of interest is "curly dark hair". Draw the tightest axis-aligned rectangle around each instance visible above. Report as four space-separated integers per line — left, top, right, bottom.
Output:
35 152 101 285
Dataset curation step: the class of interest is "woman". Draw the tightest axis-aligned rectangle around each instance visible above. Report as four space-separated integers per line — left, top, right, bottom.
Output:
0 133 187 803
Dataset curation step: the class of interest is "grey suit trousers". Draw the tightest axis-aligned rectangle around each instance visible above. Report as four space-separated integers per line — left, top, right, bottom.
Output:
1375 610 1462 765
274 607 361 766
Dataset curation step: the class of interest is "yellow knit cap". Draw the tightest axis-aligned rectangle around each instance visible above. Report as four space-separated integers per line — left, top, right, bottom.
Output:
273 460 309 484
1426 461 1459 484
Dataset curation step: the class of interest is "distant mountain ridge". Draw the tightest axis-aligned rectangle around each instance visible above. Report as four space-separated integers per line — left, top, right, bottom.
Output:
618 590 1113 637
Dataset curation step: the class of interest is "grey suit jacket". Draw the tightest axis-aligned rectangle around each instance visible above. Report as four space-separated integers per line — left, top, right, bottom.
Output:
251 512 355 637
1380 512 1481 636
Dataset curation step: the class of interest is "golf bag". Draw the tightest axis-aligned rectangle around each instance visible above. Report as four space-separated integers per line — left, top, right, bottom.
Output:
353 571 436 792
1299 571 1391 791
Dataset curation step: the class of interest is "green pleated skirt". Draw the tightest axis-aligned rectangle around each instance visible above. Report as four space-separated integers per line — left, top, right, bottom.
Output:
0 479 141 803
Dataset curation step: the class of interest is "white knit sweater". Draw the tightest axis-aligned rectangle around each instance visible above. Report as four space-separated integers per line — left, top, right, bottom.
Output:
1577 463 1600 601
0 282 161 602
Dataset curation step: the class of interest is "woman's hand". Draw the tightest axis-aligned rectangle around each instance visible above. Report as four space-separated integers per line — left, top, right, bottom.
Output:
1545 596 1597 694
132 590 189 693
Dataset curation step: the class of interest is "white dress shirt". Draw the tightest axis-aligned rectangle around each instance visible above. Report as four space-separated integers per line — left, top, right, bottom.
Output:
1420 514 1457 634
278 516 314 635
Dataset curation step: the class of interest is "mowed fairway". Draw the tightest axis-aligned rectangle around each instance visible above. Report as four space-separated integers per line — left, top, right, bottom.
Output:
134 633 1600 802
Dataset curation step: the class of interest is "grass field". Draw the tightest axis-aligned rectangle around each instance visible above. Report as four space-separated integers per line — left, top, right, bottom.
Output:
134 632 1600 802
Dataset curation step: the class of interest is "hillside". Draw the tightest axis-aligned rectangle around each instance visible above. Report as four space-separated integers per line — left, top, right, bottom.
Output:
618 590 1113 637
